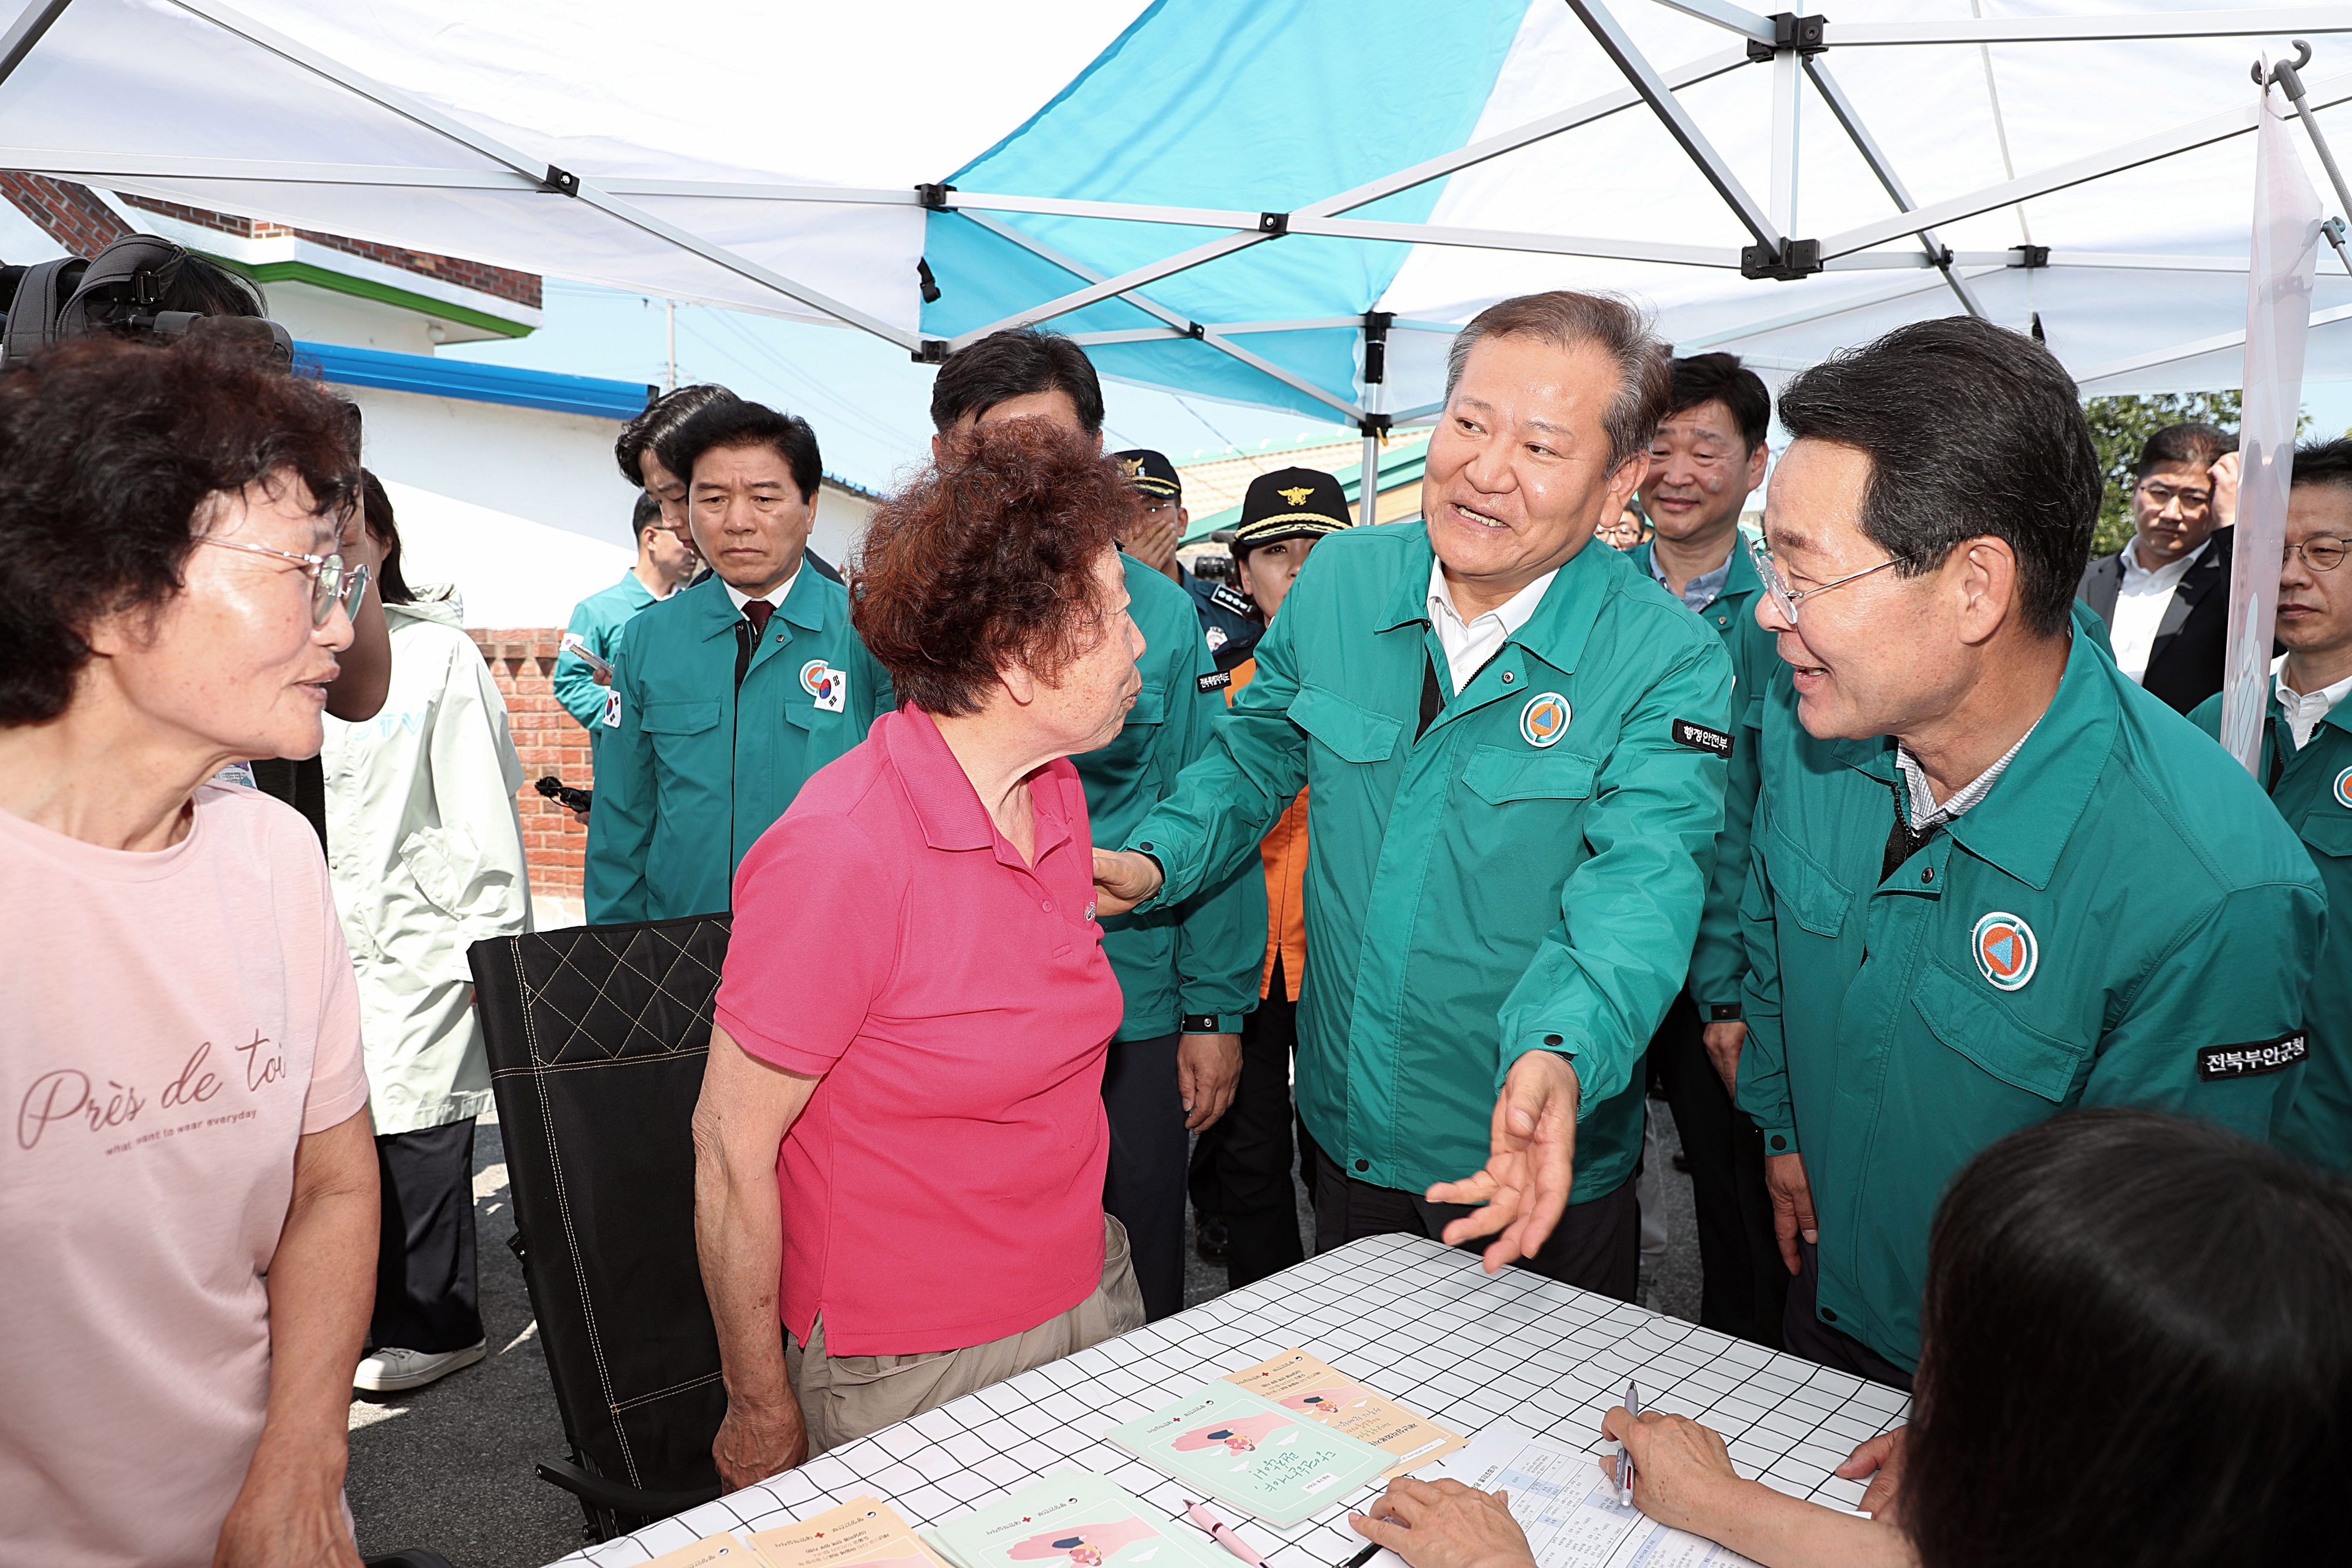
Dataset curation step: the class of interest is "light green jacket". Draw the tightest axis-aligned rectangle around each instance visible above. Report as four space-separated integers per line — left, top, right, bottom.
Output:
1127 523 1732 1202
322 594 532 1134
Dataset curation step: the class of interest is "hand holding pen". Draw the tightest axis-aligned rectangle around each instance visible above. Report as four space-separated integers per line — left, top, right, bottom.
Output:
1613 1380 1642 1505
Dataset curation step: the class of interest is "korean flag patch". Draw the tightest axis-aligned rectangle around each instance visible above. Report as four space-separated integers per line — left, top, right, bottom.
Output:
800 658 847 714
600 690 622 729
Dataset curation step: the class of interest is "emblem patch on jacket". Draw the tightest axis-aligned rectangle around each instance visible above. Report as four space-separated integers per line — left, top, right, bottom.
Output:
1972 911 2037 991
800 659 847 713
2335 765 2352 808
1519 692 1571 748
1197 670 1233 694
2197 1031 2308 1081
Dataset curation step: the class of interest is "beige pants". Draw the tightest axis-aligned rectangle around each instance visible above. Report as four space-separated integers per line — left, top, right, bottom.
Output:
787 1213 1146 1456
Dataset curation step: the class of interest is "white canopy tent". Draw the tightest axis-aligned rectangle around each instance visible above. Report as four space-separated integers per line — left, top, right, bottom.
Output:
5 0 2352 496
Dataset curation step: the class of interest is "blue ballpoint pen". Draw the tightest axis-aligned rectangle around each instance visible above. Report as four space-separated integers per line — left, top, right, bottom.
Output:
1613 1380 1642 1506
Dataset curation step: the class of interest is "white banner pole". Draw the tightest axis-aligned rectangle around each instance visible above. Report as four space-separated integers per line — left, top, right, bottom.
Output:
2219 59 2326 774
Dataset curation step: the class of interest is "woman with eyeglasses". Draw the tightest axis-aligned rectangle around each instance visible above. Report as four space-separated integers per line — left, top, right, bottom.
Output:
323 472 533 1397
0 335 380 1568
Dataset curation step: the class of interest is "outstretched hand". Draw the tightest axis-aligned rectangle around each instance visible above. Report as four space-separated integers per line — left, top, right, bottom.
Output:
1426 1050 1579 1272
1091 848 1164 917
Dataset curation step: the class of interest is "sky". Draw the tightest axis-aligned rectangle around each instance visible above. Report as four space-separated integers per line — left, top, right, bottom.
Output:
442 280 1361 496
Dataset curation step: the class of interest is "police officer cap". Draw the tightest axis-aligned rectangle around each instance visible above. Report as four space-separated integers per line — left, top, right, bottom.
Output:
1234 466 1349 550
1112 448 1181 500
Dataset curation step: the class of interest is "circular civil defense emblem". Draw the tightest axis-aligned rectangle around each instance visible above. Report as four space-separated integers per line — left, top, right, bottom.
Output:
1972 911 2039 992
2335 765 2352 810
800 658 840 703
1519 692 1571 748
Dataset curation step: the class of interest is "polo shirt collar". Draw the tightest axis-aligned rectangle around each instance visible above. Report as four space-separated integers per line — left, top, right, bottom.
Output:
1376 522 1606 674
885 709 1073 865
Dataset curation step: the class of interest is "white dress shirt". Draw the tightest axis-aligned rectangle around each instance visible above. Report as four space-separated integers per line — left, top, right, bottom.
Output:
2274 653 2352 750
1426 558 1556 693
1894 723 2039 833
2109 535 2211 682
723 566 798 619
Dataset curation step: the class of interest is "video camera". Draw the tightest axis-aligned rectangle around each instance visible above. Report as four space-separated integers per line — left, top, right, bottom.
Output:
0 235 293 370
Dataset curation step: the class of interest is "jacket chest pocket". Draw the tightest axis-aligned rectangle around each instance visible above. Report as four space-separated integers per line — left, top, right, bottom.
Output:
1289 683 1401 770
1126 681 1168 730
2297 810 2352 861
1760 817 1851 938
1460 745 1595 805
640 698 720 761
1911 954 2087 1102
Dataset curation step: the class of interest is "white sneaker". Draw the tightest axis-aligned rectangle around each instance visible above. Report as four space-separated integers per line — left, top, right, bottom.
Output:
354 1340 485 1392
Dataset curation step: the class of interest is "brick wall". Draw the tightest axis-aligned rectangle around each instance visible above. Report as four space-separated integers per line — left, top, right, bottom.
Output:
119 195 543 309
0 172 134 253
470 628 593 907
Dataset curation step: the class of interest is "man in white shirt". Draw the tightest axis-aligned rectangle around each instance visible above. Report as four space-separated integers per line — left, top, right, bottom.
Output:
2077 422 2241 713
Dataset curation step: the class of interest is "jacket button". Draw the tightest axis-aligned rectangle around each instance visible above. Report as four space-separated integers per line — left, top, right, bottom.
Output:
1501 672 1515 684
1820 1307 1838 1323
1354 1159 1369 1172
1920 866 1934 884
1041 901 1054 912
1544 1033 1563 1047
1770 1134 1787 1151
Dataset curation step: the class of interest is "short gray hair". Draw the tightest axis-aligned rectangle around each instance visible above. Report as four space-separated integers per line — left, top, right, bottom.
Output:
1442 290 1672 471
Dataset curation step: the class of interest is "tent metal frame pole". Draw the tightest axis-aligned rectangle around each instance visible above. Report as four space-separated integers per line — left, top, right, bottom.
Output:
956 209 1365 420
1769 36 1800 238
1292 216 1739 266
2267 44 2352 278
1566 0 1785 254
0 151 542 189
1827 9 2352 48
0 0 74 92
1802 56 1986 317
1816 66 2352 258
156 0 922 349
1673 266 2005 352
1653 0 1774 44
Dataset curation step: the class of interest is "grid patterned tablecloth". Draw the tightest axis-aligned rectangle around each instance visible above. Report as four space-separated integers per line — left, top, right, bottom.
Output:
550 1234 1909 1566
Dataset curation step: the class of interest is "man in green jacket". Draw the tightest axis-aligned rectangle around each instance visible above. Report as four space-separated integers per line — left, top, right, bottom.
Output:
1739 318 2323 1386
2191 436 2352 1175
1095 292 1733 1297
553 491 699 755
586 399 890 924
1629 352 1784 1345
928 329 1263 1320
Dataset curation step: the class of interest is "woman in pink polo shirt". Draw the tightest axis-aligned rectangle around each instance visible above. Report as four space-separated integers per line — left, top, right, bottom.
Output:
694 418 1148 1482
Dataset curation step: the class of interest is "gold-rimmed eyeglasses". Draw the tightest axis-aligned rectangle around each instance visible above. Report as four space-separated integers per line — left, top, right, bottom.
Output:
2285 535 2352 573
195 536 370 627
1748 536 1910 623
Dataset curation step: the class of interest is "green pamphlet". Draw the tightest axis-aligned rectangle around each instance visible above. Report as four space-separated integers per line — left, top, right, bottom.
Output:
1107 1384 1395 1526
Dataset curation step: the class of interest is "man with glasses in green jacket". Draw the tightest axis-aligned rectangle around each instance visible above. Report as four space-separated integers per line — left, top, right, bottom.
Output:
1094 292 1734 1296
1738 318 2321 1391
2191 436 2352 1176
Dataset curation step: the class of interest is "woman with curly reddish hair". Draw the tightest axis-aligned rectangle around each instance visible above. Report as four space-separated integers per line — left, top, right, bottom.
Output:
693 418 1150 1479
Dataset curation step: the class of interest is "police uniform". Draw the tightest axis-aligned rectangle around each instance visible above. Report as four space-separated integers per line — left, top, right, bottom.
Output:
1128 522 1733 1297
584 567 891 924
2191 664 2352 1173
1741 630 2324 1377
553 570 669 754
1081 554 1267 1322
1628 537 1785 1346
1115 447 1261 665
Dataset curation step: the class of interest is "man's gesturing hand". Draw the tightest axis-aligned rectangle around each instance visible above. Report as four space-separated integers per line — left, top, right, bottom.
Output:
1765 1151 1816 1275
1091 848 1164 917
1427 1050 1579 1272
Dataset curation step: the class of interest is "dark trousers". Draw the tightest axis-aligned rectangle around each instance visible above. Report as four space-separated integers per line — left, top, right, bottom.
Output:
1784 1241 1915 1392
371 1119 484 1354
1310 1141 1641 1300
1647 992 1788 1347
1203 978 1307 1290
1101 1032 1187 1322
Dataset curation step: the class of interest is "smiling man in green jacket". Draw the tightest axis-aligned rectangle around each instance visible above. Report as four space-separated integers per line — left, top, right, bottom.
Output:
1739 319 2322 1388
1094 292 1733 1296
586 399 889 923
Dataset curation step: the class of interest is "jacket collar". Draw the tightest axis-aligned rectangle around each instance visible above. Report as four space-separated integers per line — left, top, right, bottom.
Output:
1377 522 1608 677
884 708 1073 865
1835 634 2113 892
688 561 830 641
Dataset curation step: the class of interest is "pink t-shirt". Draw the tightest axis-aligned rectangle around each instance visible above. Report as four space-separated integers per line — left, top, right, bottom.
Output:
714 707 1124 1356
0 783 372 1568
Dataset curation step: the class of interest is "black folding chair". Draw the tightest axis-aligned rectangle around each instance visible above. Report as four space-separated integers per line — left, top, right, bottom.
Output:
470 914 733 1542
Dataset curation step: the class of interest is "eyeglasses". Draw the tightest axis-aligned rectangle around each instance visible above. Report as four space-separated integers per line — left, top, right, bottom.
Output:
2137 480 2214 513
2285 536 2352 573
194 536 370 626
1748 536 1909 623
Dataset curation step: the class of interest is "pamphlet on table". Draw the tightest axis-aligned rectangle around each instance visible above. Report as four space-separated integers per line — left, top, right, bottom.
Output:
1219 1349 1466 1479
926 1468 1239 1568
756 1497 960 1568
1107 1383 1395 1526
